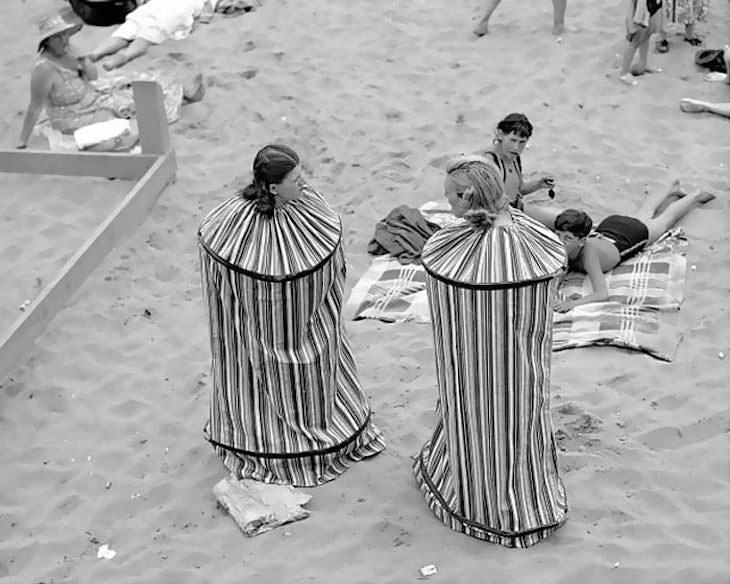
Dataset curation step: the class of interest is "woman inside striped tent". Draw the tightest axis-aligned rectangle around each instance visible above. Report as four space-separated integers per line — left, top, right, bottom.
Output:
413 156 568 547
198 144 385 486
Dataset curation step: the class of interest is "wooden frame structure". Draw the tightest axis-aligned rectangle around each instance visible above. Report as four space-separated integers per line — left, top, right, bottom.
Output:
0 81 176 382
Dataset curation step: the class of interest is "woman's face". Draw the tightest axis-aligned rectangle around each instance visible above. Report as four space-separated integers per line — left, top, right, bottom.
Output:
271 165 305 204
46 30 74 54
443 174 470 218
496 130 528 160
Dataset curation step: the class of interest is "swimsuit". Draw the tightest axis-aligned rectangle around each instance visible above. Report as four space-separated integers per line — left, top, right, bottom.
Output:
591 215 649 261
485 151 524 210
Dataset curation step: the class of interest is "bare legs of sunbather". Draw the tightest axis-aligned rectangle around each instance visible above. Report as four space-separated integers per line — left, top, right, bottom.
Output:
637 184 716 244
524 180 715 242
88 37 153 70
679 99 730 118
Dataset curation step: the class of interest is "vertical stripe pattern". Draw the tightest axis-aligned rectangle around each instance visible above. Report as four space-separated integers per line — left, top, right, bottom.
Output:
414 210 568 548
199 190 385 487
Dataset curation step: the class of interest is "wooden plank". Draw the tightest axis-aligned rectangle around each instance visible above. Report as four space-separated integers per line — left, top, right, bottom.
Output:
134 81 171 155
0 150 176 382
0 150 157 180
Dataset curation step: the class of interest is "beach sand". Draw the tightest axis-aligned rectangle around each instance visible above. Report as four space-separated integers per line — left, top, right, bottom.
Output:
1 0 729 582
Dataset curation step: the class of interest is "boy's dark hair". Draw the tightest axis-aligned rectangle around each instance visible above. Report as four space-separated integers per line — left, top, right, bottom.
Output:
497 113 533 138
555 209 593 238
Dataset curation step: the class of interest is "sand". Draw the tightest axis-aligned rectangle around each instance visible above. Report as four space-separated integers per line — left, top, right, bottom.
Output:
1 0 729 582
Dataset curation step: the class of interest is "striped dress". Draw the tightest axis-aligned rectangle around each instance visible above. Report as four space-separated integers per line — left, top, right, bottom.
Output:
413 209 568 548
198 187 385 487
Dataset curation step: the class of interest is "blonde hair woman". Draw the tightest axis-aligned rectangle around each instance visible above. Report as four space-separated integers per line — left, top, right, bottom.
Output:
414 156 568 548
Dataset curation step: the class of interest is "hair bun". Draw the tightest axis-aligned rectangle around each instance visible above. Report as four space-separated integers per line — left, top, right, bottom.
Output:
464 209 496 229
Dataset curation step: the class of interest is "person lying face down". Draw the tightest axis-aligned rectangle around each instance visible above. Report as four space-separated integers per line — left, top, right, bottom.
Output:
553 182 715 312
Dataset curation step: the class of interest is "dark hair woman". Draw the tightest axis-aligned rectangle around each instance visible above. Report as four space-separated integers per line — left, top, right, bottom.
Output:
198 144 385 486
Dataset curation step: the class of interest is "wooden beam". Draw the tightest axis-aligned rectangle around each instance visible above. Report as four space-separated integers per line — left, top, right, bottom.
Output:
134 81 172 155
0 150 176 381
0 151 157 180
0 80 176 383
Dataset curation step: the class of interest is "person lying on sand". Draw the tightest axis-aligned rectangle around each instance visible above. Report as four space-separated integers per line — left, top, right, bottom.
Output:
550 181 715 311
480 113 555 212
679 46 730 119
473 0 567 36
88 0 215 70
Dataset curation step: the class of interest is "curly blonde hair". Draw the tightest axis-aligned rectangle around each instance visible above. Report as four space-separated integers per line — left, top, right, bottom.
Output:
445 156 508 229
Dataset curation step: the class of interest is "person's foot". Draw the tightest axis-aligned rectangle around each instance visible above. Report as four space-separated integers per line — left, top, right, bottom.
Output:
619 73 637 86
694 190 716 204
632 66 663 76
668 179 686 198
679 98 708 113
183 72 206 103
473 20 490 37
102 53 129 70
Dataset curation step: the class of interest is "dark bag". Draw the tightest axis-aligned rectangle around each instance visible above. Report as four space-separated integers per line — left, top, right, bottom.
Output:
695 49 728 74
68 0 138 27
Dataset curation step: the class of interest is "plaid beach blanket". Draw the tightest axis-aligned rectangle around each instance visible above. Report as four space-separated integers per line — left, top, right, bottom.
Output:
346 228 688 361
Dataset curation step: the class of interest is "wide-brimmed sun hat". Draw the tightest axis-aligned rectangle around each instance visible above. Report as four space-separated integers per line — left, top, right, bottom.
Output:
37 7 83 51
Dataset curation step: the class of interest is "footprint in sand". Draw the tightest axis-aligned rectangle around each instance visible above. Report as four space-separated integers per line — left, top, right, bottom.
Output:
554 402 603 451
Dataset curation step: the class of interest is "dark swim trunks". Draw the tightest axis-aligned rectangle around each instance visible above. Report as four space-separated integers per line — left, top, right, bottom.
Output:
592 215 649 261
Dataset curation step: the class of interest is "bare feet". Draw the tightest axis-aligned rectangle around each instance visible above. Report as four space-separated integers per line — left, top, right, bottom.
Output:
679 98 707 113
619 73 637 86
694 190 716 204
183 72 206 103
631 66 663 76
102 53 129 71
473 20 490 37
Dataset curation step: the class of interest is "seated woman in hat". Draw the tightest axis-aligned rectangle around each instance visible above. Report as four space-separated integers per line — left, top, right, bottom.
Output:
17 7 204 149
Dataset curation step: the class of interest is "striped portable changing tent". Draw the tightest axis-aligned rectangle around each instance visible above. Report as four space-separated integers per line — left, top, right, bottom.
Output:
413 210 569 548
198 187 385 487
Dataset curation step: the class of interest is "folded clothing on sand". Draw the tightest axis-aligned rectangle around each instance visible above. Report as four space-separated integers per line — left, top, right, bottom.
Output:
368 205 441 264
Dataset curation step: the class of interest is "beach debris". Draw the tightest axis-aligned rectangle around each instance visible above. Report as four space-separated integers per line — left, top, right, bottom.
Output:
97 544 117 560
690 265 697 271
419 564 438 577
213 475 311 537
18 299 31 312
718 352 725 359
612 561 621 569
105 481 112 490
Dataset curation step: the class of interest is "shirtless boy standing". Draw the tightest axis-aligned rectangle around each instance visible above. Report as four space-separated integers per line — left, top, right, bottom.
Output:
553 182 715 311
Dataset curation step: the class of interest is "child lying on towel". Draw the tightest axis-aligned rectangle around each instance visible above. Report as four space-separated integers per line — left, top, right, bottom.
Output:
551 181 714 312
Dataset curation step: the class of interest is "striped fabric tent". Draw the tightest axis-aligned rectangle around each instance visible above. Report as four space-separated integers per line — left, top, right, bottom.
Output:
198 187 385 487
413 209 568 548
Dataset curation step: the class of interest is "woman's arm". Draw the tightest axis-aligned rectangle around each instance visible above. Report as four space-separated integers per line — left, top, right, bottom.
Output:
78 56 98 81
520 174 554 196
555 242 609 311
18 64 53 148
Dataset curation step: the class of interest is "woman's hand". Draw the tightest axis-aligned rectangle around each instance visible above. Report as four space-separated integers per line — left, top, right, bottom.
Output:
554 300 575 313
540 175 555 189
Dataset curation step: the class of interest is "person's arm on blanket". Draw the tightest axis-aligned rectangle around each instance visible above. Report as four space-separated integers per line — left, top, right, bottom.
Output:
555 242 609 312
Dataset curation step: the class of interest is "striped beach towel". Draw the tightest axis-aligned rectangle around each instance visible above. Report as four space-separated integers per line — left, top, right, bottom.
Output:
347 229 687 361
